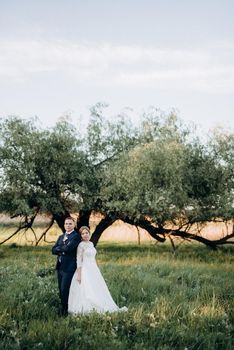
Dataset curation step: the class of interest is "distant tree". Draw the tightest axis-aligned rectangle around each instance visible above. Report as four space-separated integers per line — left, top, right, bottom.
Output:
0 105 233 249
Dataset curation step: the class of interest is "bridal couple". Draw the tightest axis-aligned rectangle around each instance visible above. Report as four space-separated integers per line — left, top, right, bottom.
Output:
52 217 127 316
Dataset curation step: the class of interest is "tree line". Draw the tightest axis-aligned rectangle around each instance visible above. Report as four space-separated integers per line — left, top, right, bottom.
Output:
0 104 233 249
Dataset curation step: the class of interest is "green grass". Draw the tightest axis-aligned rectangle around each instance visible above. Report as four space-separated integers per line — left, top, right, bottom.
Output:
0 243 233 349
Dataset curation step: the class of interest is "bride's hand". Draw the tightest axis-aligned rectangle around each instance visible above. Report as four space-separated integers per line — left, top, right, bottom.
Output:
76 267 81 283
77 273 81 283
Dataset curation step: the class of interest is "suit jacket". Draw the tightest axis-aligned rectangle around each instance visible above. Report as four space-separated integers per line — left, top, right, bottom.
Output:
52 230 81 272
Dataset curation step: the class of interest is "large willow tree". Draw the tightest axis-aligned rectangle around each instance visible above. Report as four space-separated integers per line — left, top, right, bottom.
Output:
0 104 233 248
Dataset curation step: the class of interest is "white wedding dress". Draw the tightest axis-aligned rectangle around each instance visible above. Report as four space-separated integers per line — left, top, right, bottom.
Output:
68 241 127 314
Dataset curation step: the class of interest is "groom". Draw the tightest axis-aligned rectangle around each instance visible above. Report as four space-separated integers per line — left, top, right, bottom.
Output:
52 217 81 316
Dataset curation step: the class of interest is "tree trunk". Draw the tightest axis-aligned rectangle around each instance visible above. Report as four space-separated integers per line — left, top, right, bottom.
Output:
91 216 115 246
77 209 92 231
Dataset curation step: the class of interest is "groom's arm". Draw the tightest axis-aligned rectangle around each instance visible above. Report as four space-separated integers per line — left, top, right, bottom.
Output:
52 234 81 255
52 235 63 255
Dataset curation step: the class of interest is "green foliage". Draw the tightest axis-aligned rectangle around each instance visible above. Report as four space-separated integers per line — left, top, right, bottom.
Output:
99 111 233 226
101 139 187 222
0 244 233 349
182 141 233 222
0 117 93 217
86 103 138 164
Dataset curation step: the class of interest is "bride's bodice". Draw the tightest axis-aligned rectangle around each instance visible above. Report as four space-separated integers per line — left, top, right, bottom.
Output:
77 241 96 267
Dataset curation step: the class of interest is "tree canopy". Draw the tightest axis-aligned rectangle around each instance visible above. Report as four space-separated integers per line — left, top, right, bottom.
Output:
0 105 233 249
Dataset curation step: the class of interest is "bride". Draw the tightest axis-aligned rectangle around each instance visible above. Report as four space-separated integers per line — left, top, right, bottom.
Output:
68 226 127 314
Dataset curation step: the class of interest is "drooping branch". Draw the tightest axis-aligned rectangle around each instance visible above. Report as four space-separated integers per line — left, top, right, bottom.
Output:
29 227 37 243
168 235 176 253
35 217 55 246
168 222 234 249
169 229 218 250
123 217 166 242
0 211 39 245
136 226 141 245
123 217 234 250
210 224 234 245
0 225 26 245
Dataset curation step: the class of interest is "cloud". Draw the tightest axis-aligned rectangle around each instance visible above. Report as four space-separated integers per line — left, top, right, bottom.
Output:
0 38 234 93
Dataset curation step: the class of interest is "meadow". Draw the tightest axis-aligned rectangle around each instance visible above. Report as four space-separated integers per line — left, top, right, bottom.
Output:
0 242 233 350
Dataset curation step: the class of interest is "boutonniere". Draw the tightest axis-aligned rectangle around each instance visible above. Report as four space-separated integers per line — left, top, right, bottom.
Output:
63 234 68 243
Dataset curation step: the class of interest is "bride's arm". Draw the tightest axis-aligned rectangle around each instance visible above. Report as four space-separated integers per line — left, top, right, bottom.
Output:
76 243 83 283
77 268 81 283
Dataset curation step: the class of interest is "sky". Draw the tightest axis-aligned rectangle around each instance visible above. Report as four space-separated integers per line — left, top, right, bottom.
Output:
0 0 234 132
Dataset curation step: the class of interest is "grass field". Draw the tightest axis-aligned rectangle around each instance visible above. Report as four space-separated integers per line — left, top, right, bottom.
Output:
0 242 233 349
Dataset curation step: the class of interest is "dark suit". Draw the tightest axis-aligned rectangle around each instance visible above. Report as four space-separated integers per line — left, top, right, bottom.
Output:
52 230 81 315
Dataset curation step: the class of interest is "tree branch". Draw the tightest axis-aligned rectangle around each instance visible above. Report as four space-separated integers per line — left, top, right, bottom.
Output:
123 217 234 249
0 211 39 245
123 217 166 242
35 217 54 246
0 225 26 245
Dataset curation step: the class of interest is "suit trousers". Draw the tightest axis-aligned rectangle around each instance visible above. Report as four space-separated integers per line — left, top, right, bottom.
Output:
57 269 74 314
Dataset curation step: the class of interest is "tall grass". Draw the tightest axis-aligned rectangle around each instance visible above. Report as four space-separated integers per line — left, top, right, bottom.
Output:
0 243 233 349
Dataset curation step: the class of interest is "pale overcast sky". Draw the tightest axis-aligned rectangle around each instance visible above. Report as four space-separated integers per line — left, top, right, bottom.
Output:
0 0 233 131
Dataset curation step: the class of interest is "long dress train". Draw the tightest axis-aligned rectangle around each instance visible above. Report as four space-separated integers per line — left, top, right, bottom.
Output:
68 241 127 314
